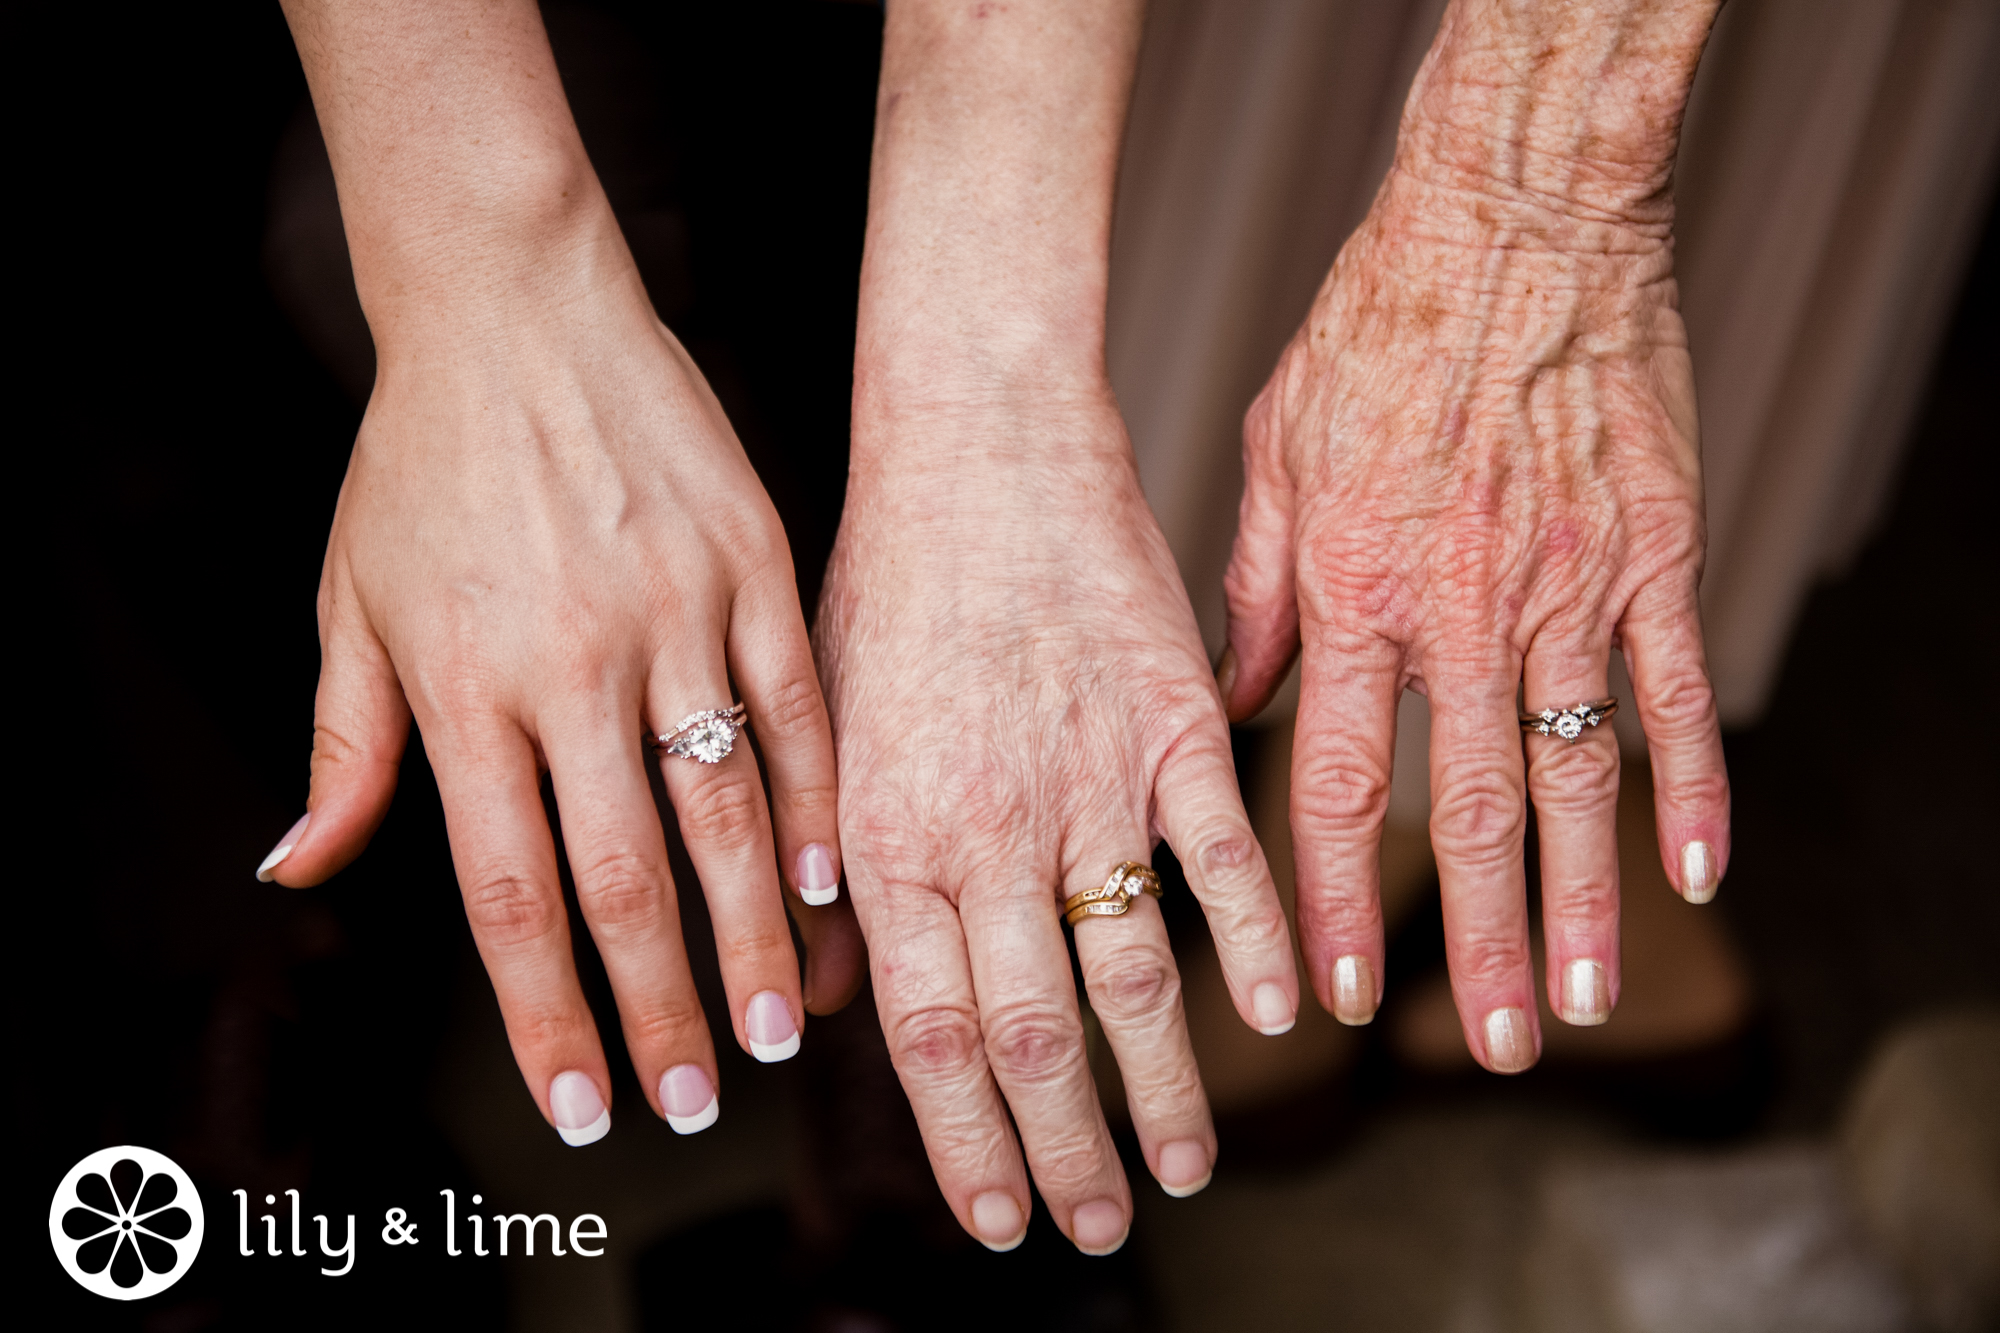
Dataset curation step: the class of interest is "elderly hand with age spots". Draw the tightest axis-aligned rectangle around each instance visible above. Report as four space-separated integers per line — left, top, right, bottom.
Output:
1220 0 1732 1072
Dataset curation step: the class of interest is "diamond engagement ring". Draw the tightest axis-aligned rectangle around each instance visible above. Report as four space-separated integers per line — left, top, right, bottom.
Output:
1520 698 1618 744
653 703 749 763
1063 862 1164 926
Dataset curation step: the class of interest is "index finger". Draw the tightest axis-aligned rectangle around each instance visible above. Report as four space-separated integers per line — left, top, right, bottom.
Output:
849 869 1032 1252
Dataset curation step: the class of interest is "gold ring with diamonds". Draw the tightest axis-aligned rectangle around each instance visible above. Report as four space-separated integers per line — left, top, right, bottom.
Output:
1519 698 1618 744
1063 862 1163 926
653 703 748 763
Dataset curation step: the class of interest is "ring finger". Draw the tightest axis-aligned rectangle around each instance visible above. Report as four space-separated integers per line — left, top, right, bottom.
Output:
650 656 803 1066
540 693 721 1135
1069 850 1214 1198
1521 634 1622 1028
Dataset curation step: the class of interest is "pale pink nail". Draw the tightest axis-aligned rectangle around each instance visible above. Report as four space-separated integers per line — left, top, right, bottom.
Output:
971 1191 1026 1252
255 813 311 883
549 1071 610 1146
1157 1140 1213 1198
795 843 839 906
1071 1199 1129 1255
1252 981 1296 1035
659 1064 718 1135
745 991 800 1062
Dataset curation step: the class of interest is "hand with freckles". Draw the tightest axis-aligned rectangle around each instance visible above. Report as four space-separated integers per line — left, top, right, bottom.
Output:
1220 0 1732 1070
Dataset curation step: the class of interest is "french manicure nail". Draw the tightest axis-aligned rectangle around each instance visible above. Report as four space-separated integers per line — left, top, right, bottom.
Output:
1214 645 1239 704
745 990 800 1062
795 843 839 906
1332 955 1378 1025
1559 959 1610 1026
659 1064 718 1135
549 1071 610 1146
1680 840 1719 904
1483 1007 1537 1074
255 813 311 883
970 1191 1026 1252
1157 1140 1213 1198
1071 1199 1130 1256
1252 981 1296 1035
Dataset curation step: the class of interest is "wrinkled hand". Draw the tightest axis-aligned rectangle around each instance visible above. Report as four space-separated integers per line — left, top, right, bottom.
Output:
1222 158 1730 1071
819 397 1297 1252
262 207 864 1142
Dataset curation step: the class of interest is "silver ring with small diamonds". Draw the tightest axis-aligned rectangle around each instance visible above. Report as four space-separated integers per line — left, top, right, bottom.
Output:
653 703 749 763
1519 698 1618 744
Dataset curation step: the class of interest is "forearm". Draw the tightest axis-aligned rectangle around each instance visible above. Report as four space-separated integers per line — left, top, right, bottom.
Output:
1394 0 1722 234
279 0 618 352
853 0 1144 434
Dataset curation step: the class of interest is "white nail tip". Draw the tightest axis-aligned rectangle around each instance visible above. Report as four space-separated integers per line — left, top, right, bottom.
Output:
255 844 295 883
1257 1019 1297 1037
557 1108 611 1147
1077 1230 1131 1257
1161 1171 1213 1199
749 1032 801 1063
978 1230 1027 1254
798 885 840 907
665 1096 719 1135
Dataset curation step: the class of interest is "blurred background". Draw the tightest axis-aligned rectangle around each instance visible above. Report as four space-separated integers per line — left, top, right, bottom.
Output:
19 1 1999 1330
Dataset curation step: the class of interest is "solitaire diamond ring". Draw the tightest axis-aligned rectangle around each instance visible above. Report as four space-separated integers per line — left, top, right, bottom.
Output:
653 703 748 763
1520 698 1618 744
1063 862 1164 926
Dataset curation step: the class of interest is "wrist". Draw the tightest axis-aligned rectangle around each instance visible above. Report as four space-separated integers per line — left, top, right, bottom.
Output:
349 161 638 360
1394 0 1720 229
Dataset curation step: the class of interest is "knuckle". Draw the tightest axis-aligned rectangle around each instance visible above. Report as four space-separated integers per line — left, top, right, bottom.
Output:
504 1000 591 1055
1429 773 1526 862
1087 954 1181 1027
888 1005 986 1082
621 996 710 1053
1291 752 1392 839
983 1005 1084 1085
676 774 766 852
461 870 563 949
754 671 826 740
1640 664 1718 742
1526 737 1620 815
1453 927 1532 989
573 853 667 934
714 918 794 971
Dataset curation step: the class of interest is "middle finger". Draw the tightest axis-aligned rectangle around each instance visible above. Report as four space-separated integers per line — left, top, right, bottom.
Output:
962 875 1132 1254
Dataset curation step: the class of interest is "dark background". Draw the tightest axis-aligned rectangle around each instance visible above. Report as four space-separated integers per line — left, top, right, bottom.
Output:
17 1 1997 1329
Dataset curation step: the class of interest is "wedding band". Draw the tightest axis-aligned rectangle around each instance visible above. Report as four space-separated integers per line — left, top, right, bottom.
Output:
1520 698 1618 744
653 703 749 763
1063 862 1163 926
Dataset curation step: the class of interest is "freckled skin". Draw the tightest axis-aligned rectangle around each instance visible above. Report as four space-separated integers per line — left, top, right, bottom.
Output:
1223 0 1730 1073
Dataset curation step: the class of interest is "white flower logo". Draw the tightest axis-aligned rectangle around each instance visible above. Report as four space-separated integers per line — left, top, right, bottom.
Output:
49 1146 205 1300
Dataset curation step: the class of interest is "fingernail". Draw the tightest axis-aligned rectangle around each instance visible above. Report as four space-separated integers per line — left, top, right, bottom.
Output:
1680 840 1719 904
1214 645 1239 705
1332 955 1378 1025
795 843 839 906
1157 1140 1213 1198
1559 959 1610 1026
970 1191 1026 1252
1483 1006 1537 1074
745 990 800 1062
1071 1199 1130 1256
659 1064 718 1135
255 813 311 883
1252 981 1296 1035
549 1071 610 1146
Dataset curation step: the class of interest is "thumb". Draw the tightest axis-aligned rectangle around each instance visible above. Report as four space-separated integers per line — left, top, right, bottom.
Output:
259 594 410 887
1219 383 1300 722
